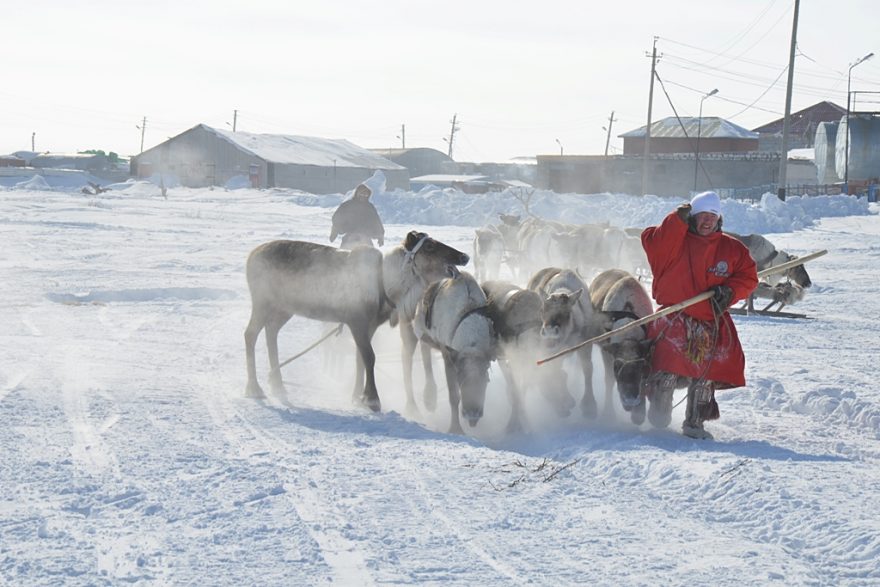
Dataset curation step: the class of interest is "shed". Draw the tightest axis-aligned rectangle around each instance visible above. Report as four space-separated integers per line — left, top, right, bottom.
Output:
619 117 758 155
131 124 408 193
369 147 457 178
753 101 846 151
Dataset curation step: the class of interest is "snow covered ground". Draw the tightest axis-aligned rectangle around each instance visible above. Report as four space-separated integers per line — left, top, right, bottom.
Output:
1 181 878 585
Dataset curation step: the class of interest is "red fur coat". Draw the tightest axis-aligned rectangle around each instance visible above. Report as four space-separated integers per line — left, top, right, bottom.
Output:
641 211 758 388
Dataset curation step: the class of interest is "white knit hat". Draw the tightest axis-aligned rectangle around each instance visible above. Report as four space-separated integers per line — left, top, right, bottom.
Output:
690 191 722 216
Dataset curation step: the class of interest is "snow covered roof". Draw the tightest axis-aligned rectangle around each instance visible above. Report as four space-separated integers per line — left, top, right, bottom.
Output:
410 174 490 183
788 148 815 161
620 117 758 140
203 125 405 170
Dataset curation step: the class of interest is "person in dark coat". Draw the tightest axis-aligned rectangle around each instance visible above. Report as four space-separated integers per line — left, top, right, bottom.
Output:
329 184 385 249
640 191 758 439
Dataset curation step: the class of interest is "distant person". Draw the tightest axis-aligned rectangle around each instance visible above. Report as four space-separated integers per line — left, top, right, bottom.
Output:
330 184 385 248
640 191 758 439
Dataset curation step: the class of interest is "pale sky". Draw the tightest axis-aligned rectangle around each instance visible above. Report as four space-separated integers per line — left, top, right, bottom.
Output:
2 0 878 162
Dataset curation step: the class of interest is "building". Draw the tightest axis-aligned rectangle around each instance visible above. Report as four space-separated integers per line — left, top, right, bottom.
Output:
619 117 759 155
131 124 408 193
369 147 457 179
752 101 846 151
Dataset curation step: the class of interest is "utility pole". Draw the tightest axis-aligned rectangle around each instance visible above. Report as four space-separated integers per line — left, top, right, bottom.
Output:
232 109 238 132
137 116 147 153
603 111 617 156
446 113 459 158
401 124 406 148
31 132 35 152
777 0 800 201
642 37 659 196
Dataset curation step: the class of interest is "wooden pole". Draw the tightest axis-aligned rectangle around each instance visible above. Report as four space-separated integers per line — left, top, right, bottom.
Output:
536 249 827 366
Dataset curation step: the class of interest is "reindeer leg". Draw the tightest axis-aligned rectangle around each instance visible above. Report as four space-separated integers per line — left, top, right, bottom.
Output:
442 352 464 434
244 306 267 399
353 341 365 404
498 359 525 435
399 320 420 416
264 312 291 395
350 323 380 412
601 350 616 419
420 341 438 411
578 347 597 419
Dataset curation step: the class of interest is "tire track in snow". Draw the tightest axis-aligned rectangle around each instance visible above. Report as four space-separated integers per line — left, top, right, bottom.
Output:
203 391 376 586
0 371 27 403
401 459 532 584
58 353 119 477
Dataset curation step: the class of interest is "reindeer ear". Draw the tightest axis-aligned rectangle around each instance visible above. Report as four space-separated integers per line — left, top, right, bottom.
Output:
404 231 426 251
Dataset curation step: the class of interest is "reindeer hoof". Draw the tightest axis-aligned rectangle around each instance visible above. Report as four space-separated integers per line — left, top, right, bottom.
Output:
423 383 438 411
362 395 381 413
245 382 266 399
581 398 598 419
630 400 646 426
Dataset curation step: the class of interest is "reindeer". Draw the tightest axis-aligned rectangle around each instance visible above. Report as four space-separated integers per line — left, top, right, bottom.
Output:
382 232 470 416
528 267 605 419
728 232 812 311
473 226 505 282
414 270 496 434
246 231 466 413
244 241 393 410
589 269 653 423
496 214 523 280
482 280 544 433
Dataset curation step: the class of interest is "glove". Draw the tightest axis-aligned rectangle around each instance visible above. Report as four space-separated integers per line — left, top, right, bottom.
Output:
710 285 734 315
676 203 692 223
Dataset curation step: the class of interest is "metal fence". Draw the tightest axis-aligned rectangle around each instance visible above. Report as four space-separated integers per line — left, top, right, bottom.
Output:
718 182 877 203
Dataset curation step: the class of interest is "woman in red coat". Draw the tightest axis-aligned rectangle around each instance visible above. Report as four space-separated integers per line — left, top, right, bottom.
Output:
641 191 758 439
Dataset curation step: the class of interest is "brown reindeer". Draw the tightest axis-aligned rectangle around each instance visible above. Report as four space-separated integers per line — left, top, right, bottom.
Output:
482 280 544 433
589 269 653 422
528 267 605 419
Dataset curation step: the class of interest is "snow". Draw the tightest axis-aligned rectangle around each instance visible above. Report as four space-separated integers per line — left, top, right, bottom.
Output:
1 179 878 585
209 125 406 170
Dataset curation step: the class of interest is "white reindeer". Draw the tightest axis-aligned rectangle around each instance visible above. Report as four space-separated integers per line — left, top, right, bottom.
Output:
414 269 496 434
244 241 393 410
382 231 471 416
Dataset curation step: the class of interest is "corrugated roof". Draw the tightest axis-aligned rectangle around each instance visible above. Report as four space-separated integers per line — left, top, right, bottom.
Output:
619 117 758 140
204 125 405 169
752 101 845 134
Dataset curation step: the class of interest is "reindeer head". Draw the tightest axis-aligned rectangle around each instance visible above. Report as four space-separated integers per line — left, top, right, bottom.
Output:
403 231 470 282
781 253 812 288
452 350 491 427
603 337 652 409
538 288 583 346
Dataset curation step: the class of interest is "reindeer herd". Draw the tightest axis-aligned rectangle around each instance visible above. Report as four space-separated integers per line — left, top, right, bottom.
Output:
244 213 813 436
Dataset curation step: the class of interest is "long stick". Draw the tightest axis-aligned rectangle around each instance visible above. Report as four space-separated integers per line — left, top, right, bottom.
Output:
536 249 827 366
756 248 826 279
536 291 713 365
273 323 344 373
